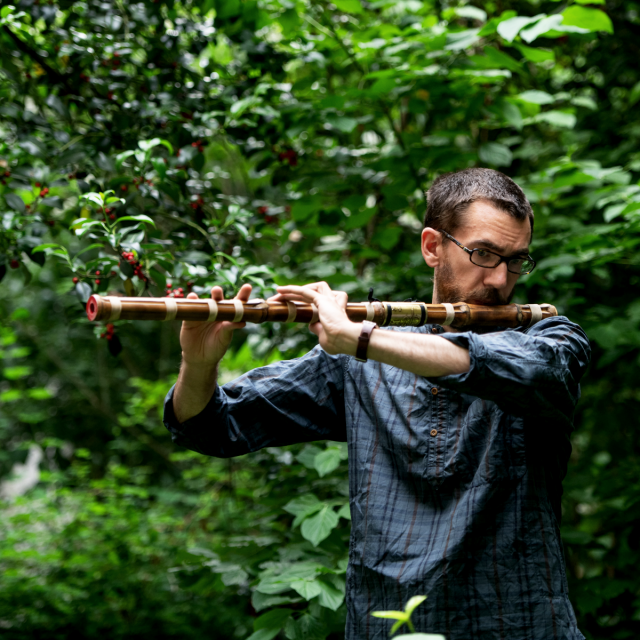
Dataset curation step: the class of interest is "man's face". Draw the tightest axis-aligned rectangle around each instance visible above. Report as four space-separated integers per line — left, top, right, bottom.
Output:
421 200 532 305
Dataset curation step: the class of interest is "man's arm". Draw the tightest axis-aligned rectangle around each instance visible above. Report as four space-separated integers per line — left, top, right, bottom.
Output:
272 281 590 421
272 282 470 377
172 283 253 424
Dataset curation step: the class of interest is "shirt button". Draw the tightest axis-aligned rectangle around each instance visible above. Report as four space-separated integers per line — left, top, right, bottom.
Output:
431 387 438 396
430 429 438 437
431 326 439 334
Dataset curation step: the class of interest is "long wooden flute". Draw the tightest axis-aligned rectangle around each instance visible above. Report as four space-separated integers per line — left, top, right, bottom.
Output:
86 295 557 328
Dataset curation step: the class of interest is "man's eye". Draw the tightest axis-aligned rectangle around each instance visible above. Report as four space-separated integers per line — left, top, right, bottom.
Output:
476 249 489 258
510 258 524 266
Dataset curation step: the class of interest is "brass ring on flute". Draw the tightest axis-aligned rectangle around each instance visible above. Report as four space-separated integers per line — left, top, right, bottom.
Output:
365 303 375 322
527 304 542 327
164 298 178 321
442 303 455 326
232 299 244 323
107 296 122 321
206 299 218 322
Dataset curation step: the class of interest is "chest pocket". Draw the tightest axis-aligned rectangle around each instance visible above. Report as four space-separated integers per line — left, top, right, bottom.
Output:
422 386 527 487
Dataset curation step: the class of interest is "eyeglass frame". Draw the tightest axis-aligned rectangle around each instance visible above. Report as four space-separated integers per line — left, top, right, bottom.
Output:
437 229 537 276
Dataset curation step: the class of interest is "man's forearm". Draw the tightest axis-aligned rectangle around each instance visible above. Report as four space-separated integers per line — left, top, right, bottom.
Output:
173 361 219 424
337 324 470 377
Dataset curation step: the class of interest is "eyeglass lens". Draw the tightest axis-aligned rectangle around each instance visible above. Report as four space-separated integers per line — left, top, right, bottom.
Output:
470 249 534 274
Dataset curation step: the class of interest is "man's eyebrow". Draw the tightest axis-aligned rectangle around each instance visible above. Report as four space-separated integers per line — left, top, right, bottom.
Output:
470 238 530 255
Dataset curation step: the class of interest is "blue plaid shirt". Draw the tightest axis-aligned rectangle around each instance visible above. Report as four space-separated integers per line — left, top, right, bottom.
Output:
164 316 590 640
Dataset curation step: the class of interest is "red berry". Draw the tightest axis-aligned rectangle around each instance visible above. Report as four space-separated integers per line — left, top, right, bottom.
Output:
25 204 30 210
35 182 41 187
39 187 49 196
10 259 19 269
95 279 101 285
110 271 116 277
95 270 101 275
101 332 106 338
109 214 115 220
106 323 114 332
106 334 112 340
121 185 128 191
73 277 79 283
47 220 55 227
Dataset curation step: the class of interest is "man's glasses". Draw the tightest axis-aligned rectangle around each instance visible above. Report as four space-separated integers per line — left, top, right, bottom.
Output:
438 230 537 276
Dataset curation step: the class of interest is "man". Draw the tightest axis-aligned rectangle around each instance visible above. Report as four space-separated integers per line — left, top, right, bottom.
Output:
164 168 590 639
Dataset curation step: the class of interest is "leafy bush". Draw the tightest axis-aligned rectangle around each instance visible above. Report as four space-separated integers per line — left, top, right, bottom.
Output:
1 0 640 638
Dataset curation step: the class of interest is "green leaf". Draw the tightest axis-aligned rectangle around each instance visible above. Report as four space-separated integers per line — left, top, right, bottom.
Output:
290 198 322 222
246 630 280 640
533 110 577 128
404 595 427 617
562 6 613 34
5 193 25 213
496 14 544 42
326 116 358 133
283 494 324 527
371 610 407 620
115 215 156 227
290 579 322 600
316 579 345 611
300 506 339 546
478 143 513 167
254 608 294 631
517 90 555 105
75 282 93 303
313 448 342 477
337 503 351 520
115 150 136 169
332 0 363 14
393 635 446 640
513 43 555 63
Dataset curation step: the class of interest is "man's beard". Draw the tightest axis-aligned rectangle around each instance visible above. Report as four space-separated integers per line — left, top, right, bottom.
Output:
435 260 514 306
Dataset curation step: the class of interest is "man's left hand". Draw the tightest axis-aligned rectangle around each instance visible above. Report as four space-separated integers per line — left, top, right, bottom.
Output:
270 281 360 356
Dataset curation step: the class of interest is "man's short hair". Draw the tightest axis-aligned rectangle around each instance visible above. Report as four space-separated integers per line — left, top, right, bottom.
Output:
423 168 534 238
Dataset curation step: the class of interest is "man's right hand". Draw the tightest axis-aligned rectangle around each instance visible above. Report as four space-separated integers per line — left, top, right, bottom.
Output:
173 283 252 424
180 283 253 368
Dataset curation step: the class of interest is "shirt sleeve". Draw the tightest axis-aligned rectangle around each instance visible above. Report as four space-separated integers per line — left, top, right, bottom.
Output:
163 345 347 458
431 316 591 422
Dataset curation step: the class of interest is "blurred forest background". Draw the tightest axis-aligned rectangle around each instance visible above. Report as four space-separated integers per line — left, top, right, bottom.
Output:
1 0 639 638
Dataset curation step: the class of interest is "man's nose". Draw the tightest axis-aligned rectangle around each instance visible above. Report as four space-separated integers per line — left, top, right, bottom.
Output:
483 261 509 288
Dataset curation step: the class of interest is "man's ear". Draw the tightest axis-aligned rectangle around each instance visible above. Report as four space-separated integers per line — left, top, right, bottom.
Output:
421 227 443 268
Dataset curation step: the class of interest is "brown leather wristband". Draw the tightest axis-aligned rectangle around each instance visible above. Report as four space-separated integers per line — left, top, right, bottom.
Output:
355 320 377 363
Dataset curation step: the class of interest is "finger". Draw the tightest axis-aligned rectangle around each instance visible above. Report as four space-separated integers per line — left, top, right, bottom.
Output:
334 291 348 307
308 322 323 338
211 286 224 301
235 283 253 302
187 292 199 300
276 285 317 303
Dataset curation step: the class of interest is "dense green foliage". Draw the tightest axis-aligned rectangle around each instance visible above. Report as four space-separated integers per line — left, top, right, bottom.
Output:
1 0 639 637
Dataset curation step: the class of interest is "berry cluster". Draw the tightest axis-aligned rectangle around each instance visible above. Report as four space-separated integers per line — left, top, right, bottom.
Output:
278 149 298 166
10 259 20 269
122 251 147 281
257 206 276 224
191 139 206 153
79 72 90 82
132 175 153 190
104 207 116 221
165 283 185 298
39 187 49 197
190 196 204 211
165 281 193 298
100 323 116 340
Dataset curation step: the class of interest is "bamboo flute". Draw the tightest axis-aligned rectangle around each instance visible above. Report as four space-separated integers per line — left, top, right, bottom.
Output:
86 295 557 329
